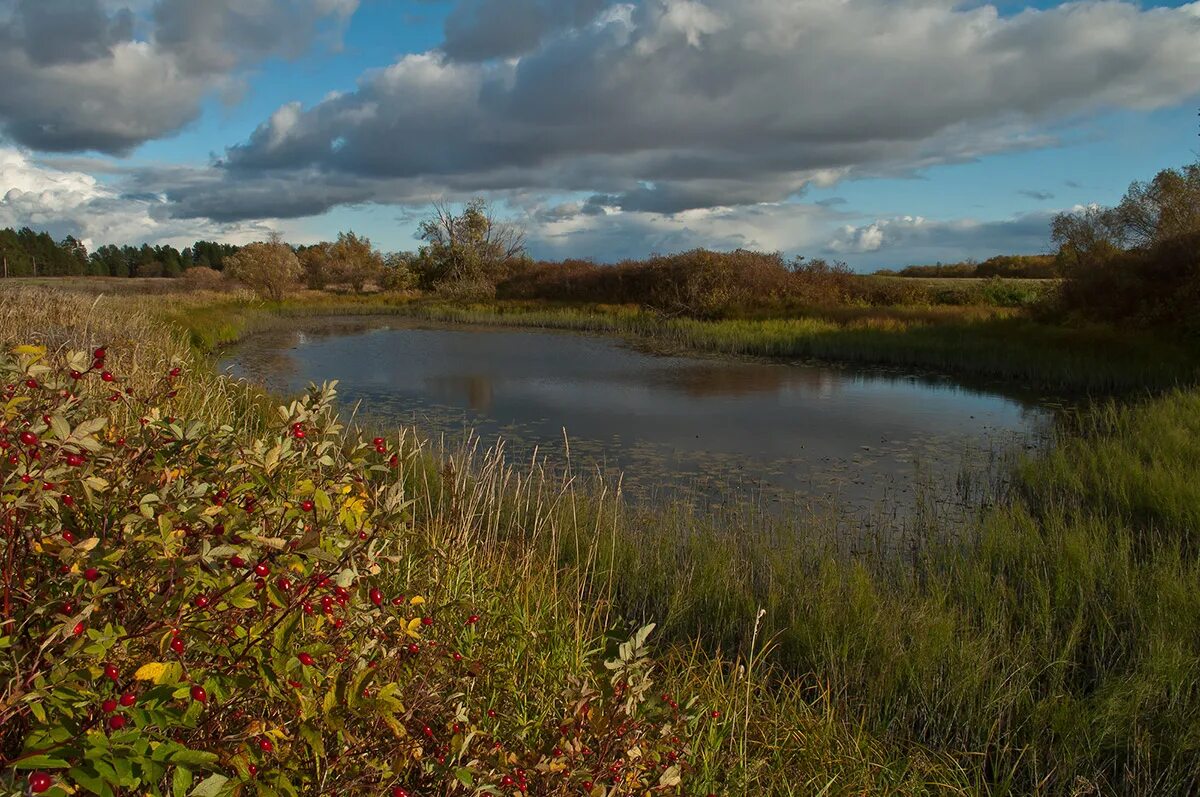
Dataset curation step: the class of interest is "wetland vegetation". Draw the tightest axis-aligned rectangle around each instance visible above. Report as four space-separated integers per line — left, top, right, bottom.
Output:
2 160 1200 796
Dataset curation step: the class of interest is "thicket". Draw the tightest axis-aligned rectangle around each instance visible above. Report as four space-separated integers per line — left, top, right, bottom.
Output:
1052 163 1200 335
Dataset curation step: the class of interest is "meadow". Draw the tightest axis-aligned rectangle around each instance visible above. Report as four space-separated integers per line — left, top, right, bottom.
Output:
1 278 1199 796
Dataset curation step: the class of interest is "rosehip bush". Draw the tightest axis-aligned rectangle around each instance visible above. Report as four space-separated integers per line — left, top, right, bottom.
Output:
0 345 705 796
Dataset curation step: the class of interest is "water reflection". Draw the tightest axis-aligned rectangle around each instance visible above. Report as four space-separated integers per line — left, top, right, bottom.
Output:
221 316 1055 514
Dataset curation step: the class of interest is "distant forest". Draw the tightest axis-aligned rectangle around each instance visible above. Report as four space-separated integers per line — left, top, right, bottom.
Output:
875 254 1060 279
0 227 240 278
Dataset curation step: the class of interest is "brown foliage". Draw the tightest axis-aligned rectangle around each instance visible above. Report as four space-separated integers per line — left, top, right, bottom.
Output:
498 249 856 317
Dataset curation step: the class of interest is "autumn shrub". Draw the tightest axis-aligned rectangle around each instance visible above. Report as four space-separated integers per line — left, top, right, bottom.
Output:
1056 231 1200 335
181 268 227 292
0 344 702 796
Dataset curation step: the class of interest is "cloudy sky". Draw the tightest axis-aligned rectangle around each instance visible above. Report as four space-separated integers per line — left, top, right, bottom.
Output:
1 0 1198 269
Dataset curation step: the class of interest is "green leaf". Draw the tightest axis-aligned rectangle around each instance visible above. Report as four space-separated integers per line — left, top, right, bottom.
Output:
169 750 218 768
12 755 71 769
173 766 194 797
189 773 229 797
454 768 474 787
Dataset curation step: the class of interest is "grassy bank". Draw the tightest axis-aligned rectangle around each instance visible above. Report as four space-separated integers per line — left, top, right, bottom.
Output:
4 286 1200 795
148 291 1197 394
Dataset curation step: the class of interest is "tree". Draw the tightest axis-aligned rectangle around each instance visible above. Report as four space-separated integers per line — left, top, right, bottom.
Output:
1050 205 1124 272
223 233 301 301
1111 163 1200 249
329 232 384 292
381 251 419 291
298 243 333 290
415 199 528 292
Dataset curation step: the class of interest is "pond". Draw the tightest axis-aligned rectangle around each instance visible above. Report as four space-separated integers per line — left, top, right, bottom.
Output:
221 316 1057 517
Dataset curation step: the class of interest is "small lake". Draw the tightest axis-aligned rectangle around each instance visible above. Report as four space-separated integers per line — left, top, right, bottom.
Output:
221 316 1057 517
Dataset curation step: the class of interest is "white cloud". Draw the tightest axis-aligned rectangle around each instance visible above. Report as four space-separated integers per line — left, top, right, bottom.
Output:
0 148 291 250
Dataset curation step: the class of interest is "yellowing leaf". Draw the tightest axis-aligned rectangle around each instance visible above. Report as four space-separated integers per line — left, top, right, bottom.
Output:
409 595 425 607
12 344 46 356
404 618 423 639
134 662 168 681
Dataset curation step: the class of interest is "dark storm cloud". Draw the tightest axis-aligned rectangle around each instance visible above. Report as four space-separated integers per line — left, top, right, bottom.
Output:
165 0 1200 224
0 0 358 154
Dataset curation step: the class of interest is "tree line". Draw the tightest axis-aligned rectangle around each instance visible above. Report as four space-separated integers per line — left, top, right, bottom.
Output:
0 228 241 278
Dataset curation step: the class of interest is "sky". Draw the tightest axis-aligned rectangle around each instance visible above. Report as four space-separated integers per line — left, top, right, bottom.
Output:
0 0 1198 270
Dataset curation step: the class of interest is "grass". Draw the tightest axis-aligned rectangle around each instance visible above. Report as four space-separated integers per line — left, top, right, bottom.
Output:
3 283 1200 794
406 301 1197 394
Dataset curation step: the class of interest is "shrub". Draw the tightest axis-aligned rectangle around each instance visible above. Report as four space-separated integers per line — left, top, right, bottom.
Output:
180 267 226 291
0 345 700 796
224 235 301 302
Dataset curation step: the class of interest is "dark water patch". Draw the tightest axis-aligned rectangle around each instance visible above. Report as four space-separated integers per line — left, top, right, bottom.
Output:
221 316 1058 517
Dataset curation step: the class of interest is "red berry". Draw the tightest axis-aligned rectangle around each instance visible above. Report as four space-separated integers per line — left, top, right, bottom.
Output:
101 371 115 382
391 789 409 797
120 692 136 707
298 652 314 666
369 588 383 606
94 347 106 360
301 500 315 513
467 614 480 625
373 437 385 446
194 595 210 609
407 643 419 655
190 684 207 703
258 738 273 752
170 637 184 654
19 431 37 446
711 710 721 718
254 563 270 577
422 725 433 737
170 367 182 377
421 616 433 626
28 772 52 793
65 453 85 467
62 530 76 544
73 621 85 636
108 715 127 730
102 698 118 713
500 775 515 787
247 764 258 777
104 663 120 680
84 567 100 582
230 555 245 568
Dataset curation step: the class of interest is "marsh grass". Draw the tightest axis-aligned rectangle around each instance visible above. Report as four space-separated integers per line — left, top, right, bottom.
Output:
7 285 1200 794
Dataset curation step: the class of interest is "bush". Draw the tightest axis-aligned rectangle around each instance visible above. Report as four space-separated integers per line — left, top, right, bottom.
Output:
498 250 852 317
180 267 226 291
0 345 700 796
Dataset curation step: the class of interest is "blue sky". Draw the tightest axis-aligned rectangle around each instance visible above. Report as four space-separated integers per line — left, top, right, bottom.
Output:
2 0 1199 269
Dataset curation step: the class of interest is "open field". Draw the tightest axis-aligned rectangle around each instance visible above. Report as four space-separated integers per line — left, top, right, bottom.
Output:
2 284 1199 795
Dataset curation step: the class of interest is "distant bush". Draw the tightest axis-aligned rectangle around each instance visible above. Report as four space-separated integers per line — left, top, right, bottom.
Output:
499 250 857 318
894 255 1059 279
180 266 226 290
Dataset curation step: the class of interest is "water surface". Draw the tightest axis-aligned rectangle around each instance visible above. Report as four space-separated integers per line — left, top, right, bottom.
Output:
222 317 1054 515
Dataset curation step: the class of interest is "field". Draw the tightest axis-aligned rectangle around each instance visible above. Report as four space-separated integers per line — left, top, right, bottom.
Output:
1 281 1199 796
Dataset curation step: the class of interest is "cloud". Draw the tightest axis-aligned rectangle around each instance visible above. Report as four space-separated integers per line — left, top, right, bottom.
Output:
0 147 289 249
161 0 1200 226
1019 189 1055 201
0 0 359 154
826 211 1057 265
442 0 613 61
